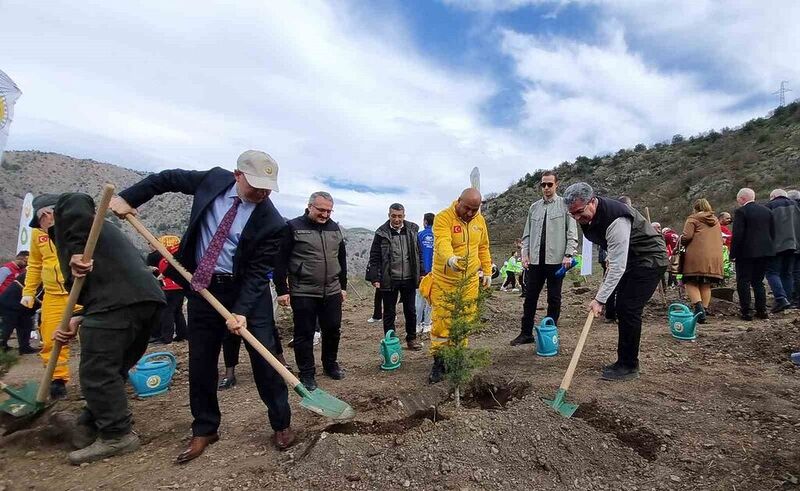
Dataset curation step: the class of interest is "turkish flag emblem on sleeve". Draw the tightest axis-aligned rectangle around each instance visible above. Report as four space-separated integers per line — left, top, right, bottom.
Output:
453 225 462 233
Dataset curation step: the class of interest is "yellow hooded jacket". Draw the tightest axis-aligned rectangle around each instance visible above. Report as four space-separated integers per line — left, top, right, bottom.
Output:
23 227 69 297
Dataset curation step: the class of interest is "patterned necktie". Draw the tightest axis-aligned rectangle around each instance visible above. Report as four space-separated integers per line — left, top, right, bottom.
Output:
191 197 241 291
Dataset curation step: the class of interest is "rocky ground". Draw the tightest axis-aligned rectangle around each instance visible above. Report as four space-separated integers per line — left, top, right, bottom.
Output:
1 276 799 490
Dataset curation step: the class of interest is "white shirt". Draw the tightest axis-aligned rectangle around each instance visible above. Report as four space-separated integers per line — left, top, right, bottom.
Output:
195 184 256 274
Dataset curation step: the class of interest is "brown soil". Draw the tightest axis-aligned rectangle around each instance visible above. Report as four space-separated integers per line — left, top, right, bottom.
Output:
1 279 799 490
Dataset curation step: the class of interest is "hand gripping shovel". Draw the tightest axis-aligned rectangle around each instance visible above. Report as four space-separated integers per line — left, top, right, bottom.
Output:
1 184 115 428
543 312 595 417
124 215 355 421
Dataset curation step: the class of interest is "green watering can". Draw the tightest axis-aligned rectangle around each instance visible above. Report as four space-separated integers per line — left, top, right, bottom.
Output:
668 303 700 340
380 329 403 370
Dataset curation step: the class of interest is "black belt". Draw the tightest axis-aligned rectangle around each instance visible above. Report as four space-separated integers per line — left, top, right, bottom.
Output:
209 273 235 287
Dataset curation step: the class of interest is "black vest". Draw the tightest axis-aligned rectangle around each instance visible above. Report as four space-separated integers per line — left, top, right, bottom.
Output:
581 197 668 269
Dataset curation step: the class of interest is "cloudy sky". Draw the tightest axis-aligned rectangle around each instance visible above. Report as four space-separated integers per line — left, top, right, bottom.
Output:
2 0 797 228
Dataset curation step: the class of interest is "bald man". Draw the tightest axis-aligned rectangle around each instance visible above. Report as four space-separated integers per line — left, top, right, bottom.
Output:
423 188 492 383
731 188 775 320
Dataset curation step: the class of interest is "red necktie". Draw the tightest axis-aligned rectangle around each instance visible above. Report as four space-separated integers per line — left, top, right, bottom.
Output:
191 197 241 291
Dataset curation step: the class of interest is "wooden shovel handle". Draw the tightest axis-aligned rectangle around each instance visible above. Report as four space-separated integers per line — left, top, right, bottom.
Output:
124 215 302 389
558 312 595 392
36 184 115 403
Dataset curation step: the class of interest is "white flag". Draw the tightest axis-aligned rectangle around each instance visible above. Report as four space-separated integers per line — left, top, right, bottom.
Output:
580 235 593 276
17 193 33 254
0 70 22 161
470 167 480 191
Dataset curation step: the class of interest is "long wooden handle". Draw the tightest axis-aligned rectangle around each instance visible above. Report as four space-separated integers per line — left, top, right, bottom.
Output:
124 215 302 389
558 312 595 392
36 184 115 403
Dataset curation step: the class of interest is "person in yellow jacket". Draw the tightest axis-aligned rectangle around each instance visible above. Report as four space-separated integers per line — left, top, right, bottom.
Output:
424 188 492 384
21 194 75 399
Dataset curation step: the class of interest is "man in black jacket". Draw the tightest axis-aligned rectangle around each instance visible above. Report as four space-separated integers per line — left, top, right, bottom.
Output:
110 150 294 462
274 191 347 391
51 193 166 465
366 203 424 351
731 188 775 320
0 271 37 354
765 189 799 313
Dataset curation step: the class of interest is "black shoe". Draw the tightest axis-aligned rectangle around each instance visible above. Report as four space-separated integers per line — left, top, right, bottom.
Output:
151 339 170 345
323 363 345 380
300 376 317 391
428 357 445 384
50 379 67 400
509 334 535 346
740 313 754 321
218 376 237 390
148 337 161 344
770 298 791 314
755 311 769 320
18 346 38 355
694 302 706 324
173 337 187 342
601 362 639 381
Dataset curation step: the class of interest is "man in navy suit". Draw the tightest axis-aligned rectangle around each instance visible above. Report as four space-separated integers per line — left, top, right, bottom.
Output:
110 150 293 462
731 187 775 321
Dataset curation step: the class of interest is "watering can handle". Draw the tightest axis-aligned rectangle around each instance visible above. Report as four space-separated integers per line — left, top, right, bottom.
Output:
669 303 691 314
541 317 556 328
139 351 177 369
385 329 395 340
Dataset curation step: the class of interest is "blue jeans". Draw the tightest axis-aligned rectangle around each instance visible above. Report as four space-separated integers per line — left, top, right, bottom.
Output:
766 251 795 302
415 290 432 326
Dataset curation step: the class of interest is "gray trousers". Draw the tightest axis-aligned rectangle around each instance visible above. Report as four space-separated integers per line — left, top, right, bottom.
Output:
78 302 160 438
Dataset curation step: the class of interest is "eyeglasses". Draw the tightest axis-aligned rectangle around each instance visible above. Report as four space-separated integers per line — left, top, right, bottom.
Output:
310 204 333 215
540 182 555 188
568 198 594 217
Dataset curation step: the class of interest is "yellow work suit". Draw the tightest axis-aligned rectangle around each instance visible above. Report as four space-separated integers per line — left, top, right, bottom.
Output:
426 201 492 353
22 228 74 382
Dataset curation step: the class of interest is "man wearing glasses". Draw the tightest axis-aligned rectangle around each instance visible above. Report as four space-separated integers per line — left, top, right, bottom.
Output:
563 182 667 381
275 191 348 392
510 171 578 346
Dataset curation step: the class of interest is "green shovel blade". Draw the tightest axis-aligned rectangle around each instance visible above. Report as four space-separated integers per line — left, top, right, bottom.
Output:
543 388 579 418
294 385 356 421
0 382 43 417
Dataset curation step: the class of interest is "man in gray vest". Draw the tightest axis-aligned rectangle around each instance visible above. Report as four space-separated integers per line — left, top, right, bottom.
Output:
564 182 667 381
511 171 578 346
275 191 347 392
366 203 424 351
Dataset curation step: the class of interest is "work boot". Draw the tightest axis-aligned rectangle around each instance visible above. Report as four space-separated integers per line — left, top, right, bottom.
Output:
67 433 140 465
323 363 345 380
694 302 706 324
770 298 791 314
300 375 317 391
509 333 535 346
407 339 423 351
50 379 67 400
755 311 769 320
600 362 639 381
428 357 445 384
49 411 97 450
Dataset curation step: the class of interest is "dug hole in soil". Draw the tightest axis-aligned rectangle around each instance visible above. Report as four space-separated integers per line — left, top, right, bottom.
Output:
1 277 799 490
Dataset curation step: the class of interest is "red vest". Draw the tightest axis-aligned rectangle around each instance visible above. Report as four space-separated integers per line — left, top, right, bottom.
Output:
0 261 22 294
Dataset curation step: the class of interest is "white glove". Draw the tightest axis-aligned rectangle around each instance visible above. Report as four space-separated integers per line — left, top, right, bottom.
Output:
481 275 492 288
447 256 465 271
20 296 34 308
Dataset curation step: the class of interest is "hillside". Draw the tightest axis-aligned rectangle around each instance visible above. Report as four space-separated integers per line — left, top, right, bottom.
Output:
483 101 800 259
0 151 372 275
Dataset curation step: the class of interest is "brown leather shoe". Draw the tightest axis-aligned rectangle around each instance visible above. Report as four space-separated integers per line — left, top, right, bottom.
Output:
274 428 295 451
175 434 219 464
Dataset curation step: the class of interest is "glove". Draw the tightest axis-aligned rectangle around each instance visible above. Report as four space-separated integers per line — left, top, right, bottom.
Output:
481 275 492 288
447 256 465 271
20 296 34 308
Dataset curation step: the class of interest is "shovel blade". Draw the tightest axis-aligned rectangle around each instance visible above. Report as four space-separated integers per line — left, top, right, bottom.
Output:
543 388 579 418
0 382 43 417
294 385 356 421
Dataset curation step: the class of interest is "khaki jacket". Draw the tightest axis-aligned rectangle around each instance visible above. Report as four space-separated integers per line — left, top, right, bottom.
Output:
521 195 578 265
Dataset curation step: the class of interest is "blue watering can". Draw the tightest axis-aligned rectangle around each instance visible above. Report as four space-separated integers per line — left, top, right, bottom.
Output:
668 303 700 340
379 330 403 371
535 317 559 357
128 351 177 398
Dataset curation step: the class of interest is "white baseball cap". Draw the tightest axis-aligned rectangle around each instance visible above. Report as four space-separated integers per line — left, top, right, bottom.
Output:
236 150 280 192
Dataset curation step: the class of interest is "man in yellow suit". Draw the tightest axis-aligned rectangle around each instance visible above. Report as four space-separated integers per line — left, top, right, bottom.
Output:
426 188 492 383
21 194 74 399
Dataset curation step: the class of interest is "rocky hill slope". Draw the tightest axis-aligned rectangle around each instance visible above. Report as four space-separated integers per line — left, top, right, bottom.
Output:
483 102 800 259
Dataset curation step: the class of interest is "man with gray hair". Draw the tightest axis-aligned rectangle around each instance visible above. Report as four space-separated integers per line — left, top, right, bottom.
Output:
731 188 774 320
366 203 424 350
563 182 667 381
765 188 799 312
275 191 348 391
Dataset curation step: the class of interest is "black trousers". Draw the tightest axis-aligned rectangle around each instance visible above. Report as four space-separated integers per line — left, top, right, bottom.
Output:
78 302 159 438
290 294 342 379
614 266 665 368
520 265 564 336
372 289 382 320
502 274 517 289
736 257 769 315
382 280 417 341
156 290 187 343
0 309 33 350
187 284 290 436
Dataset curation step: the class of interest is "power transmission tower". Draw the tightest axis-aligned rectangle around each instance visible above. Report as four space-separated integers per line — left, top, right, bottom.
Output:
773 81 792 107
